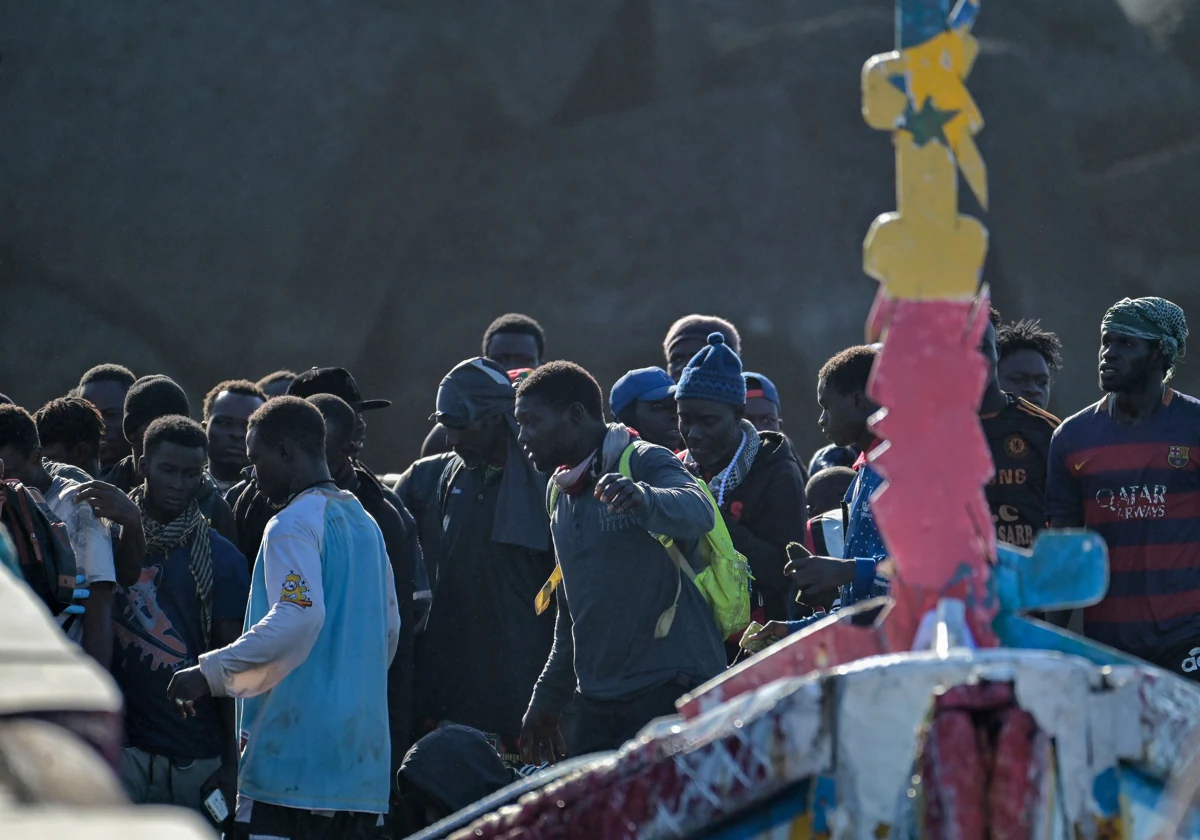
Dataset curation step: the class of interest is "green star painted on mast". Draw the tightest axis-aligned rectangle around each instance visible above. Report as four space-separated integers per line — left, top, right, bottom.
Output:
902 96 959 147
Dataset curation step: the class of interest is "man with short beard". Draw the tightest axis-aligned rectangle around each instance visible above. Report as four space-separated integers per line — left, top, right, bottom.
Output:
396 358 554 765
1047 297 1200 677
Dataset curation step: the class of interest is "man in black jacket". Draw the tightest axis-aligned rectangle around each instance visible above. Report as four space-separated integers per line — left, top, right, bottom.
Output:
676 334 808 625
396 358 555 765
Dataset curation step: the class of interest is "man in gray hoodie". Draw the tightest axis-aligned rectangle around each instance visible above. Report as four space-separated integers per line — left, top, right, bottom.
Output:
514 362 726 761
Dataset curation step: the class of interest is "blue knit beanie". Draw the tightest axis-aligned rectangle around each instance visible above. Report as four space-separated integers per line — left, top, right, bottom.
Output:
676 333 747 406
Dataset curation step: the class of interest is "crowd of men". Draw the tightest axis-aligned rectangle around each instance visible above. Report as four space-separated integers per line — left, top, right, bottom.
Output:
0 296 1195 838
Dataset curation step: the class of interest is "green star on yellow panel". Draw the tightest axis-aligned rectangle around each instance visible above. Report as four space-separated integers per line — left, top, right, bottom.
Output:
901 96 959 147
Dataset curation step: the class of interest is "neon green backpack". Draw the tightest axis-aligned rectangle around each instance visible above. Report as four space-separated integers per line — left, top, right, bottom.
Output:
535 442 751 639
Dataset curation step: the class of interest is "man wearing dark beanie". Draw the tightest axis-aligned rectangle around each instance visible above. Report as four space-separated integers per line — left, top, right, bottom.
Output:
102 375 237 544
676 334 808 627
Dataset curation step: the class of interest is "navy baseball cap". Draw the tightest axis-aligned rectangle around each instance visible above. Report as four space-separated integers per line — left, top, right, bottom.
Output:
610 367 676 417
744 372 780 407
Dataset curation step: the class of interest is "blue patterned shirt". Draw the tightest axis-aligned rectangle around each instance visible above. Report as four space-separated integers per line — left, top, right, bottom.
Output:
786 444 890 633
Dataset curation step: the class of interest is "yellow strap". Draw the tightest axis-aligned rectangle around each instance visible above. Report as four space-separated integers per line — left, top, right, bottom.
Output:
535 564 562 615
535 479 566 615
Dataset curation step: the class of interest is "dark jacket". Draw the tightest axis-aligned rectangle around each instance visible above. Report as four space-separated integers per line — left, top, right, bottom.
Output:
395 454 456 587
981 394 1059 550
351 469 421 780
225 475 280 569
531 441 726 713
397 454 555 738
722 432 809 622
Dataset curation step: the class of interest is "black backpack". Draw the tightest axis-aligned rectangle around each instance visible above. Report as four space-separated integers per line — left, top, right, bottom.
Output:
1 480 79 614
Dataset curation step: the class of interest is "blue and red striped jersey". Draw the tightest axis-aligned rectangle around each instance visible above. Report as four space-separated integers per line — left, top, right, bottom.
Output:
1046 388 1200 658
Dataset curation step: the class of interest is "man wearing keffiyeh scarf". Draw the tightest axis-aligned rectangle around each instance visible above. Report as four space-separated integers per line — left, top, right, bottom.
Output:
1090 296 1193 432
1040 298 1200 670
128 484 213 645
108 415 250 818
1101 297 1189 385
675 333 809 625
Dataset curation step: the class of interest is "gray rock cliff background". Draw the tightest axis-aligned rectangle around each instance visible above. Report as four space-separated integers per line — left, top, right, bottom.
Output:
2 0 1197 468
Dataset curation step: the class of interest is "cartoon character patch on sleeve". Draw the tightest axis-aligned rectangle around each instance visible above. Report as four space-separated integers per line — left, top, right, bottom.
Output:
280 572 313 607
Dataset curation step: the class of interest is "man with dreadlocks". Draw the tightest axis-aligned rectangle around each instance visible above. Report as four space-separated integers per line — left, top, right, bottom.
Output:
980 311 1061 551
110 416 249 819
997 318 1063 410
1047 297 1200 677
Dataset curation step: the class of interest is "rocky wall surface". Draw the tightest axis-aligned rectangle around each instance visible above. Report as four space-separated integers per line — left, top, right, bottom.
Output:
1 0 1196 470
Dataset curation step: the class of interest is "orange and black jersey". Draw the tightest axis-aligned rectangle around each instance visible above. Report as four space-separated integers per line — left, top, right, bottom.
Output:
981 394 1060 549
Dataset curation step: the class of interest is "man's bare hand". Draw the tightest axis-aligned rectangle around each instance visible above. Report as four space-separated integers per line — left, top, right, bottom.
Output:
74 481 141 528
744 621 792 645
594 474 646 513
785 554 857 595
167 665 210 719
520 707 567 766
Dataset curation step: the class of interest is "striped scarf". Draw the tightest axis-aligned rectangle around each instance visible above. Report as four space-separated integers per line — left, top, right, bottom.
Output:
685 419 761 509
130 485 214 647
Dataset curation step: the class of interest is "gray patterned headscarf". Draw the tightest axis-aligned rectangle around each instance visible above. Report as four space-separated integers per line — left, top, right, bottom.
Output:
1102 297 1189 381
